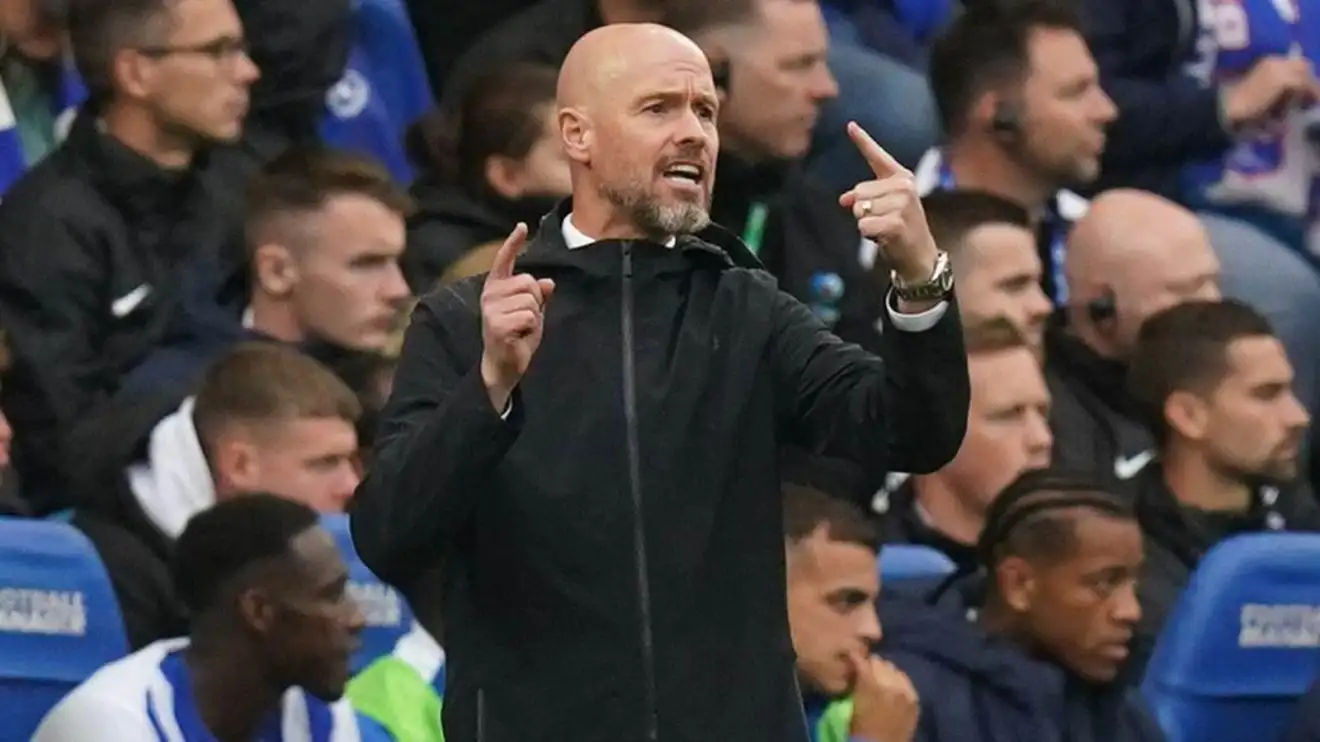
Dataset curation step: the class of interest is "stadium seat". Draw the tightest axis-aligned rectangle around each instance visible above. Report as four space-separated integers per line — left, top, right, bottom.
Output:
1141 533 1320 742
0 517 128 741
320 0 433 184
320 514 414 673
879 544 957 583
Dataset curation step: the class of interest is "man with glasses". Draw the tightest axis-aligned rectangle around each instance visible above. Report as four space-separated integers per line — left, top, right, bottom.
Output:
0 0 260 509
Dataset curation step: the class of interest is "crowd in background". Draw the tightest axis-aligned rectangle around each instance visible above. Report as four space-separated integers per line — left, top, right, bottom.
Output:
4 0 1320 739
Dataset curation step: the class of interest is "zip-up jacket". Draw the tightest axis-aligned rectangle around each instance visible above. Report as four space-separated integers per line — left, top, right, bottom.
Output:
350 201 970 742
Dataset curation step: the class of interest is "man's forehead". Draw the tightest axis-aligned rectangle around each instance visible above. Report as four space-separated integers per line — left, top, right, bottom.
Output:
606 60 715 102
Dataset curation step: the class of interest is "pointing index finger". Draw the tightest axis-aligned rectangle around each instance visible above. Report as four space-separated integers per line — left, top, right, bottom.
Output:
488 222 528 281
848 121 905 178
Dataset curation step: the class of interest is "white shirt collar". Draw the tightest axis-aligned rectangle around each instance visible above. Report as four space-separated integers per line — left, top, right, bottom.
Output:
561 213 676 249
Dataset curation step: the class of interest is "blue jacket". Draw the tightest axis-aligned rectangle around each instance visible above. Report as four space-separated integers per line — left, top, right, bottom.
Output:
1281 680 1320 742
878 589 1167 742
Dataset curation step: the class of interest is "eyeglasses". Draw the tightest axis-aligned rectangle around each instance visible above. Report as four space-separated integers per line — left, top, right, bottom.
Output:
135 36 249 65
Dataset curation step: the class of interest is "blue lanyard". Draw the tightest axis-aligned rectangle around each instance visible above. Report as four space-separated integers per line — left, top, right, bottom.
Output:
937 160 1070 304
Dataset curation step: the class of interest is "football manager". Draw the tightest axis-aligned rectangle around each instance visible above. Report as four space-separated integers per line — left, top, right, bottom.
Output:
351 22 970 742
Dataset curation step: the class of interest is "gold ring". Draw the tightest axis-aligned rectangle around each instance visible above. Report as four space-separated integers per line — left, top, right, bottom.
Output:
860 199 873 216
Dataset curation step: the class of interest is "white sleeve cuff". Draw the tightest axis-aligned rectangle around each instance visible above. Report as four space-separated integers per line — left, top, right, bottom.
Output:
885 289 949 332
500 399 513 420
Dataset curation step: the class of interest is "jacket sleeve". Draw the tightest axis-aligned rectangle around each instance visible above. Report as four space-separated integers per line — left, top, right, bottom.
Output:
769 287 969 479
1281 683 1320 742
349 289 522 588
1080 0 1232 168
0 210 109 500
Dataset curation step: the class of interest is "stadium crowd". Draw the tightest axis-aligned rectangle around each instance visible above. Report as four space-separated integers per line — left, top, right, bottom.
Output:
3 0 1320 739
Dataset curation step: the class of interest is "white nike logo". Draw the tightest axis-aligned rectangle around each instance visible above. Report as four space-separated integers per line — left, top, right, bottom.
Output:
111 284 151 318
1114 450 1155 480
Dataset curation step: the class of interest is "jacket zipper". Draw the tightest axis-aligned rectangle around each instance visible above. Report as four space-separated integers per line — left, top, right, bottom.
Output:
622 243 660 741
477 688 486 742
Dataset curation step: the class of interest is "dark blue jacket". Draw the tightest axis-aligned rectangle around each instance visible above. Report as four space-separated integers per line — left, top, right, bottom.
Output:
1079 0 1232 200
1279 680 1320 741
878 588 1167 742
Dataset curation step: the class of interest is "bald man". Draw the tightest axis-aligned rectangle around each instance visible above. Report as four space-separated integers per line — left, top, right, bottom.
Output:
1045 189 1221 488
353 23 970 742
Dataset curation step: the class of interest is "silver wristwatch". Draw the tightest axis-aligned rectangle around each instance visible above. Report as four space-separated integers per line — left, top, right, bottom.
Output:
890 250 954 302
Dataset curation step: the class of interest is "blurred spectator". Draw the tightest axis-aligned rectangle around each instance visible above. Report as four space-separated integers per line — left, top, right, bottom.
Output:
0 0 260 509
687 0 889 350
880 470 1163 742
404 62 568 291
911 0 1113 303
117 146 412 399
0 330 22 515
1078 0 1320 407
1078 0 1317 202
1127 299 1320 653
70 342 363 649
879 318 1051 569
229 0 351 158
923 190 1052 354
407 0 538 98
785 481 920 742
1049 190 1220 489
1284 679 1320 742
0 0 84 194
347 563 448 742
32 495 388 741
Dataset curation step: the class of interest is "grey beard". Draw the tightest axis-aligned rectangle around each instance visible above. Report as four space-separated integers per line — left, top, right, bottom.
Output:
601 182 710 240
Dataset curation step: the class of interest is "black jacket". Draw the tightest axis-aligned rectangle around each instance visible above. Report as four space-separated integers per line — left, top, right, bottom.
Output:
1131 463 1320 671
1044 322 1156 495
710 154 888 353
879 586 1165 742
876 477 978 570
350 203 969 742
404 177 561 293
0 113 248 510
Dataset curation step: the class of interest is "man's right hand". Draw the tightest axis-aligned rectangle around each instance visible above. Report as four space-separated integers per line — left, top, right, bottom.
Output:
848 651 920 742
480 223 555 413
1223 56 1320 129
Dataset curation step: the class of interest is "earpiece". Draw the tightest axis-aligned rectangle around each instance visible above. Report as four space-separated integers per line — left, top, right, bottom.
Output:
1086 289 1117 323
991 100 1022 136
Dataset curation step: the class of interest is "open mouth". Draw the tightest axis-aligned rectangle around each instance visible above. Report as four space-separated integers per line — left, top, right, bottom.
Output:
662 162 704 187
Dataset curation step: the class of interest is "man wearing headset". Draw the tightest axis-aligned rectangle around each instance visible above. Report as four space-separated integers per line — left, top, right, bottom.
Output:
1049 189 1221 490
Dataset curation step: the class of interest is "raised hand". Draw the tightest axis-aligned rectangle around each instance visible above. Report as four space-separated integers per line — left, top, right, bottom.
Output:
479 223 555 412
839 121 939 284
848 650 920 742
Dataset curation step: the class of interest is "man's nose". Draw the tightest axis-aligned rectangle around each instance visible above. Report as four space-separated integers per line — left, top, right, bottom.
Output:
1026 411 1054 465
1026 285 1052 320
811 64 839 102
1094 88 1118 124
345 595 367 634
381 262 410 304
859 604 882 646
1111 581 1142 625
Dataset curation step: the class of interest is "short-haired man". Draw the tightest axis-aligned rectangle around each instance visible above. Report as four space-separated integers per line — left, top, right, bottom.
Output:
918 0 1320 428
0 0 261 505
881 470 1164 741
71 342 363 649
922 190 1052 353
1048 189 1221 489
879 318 1052 568
785 481 920 742
1127 299 1320 649
910 0 1113 302
245 147 413 355
33 495 389 741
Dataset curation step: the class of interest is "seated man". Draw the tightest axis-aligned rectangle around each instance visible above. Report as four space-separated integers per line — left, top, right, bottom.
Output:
70 342 364 648
32 495 391 741
0 0 260 504
879 318 1052 568
122 146 414 396
1049 189 1221 488
1127 299 1320 649
922 190 1052 354
784 481 919 742
881 469 1165 741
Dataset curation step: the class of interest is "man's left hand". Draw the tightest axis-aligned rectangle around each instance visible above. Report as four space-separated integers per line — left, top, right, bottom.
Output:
839 121 939 285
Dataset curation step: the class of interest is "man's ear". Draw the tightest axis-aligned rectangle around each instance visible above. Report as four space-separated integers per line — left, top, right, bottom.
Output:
995 556 1037 613
212 434 261 496
237 586 277 635
253 243 299 297
559 108 592 164
1165 389 1211 443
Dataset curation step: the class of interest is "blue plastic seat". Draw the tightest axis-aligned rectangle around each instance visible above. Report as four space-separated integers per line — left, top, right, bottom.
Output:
879 543 957 583
1141 533 1320 742
320 513 414 673
0 517 128 741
